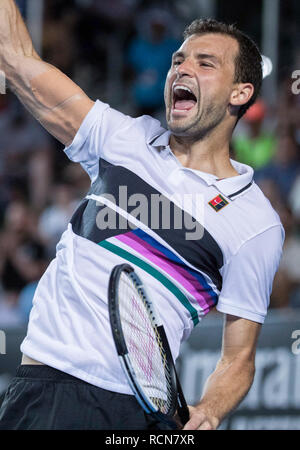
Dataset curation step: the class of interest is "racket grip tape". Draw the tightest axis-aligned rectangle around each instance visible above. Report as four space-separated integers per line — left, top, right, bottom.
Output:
175 373 190 426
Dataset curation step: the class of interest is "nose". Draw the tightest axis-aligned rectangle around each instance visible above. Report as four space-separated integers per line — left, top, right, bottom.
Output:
176 58 194 78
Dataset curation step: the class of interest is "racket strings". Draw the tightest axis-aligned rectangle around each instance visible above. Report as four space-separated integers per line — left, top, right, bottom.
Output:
118 273 174 414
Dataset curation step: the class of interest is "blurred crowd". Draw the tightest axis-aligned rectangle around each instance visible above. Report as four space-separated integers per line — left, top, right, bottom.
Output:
0 0 300 328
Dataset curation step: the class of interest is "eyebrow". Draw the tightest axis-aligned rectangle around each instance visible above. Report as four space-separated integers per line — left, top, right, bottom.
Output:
172 51 221 64
172 51 185 60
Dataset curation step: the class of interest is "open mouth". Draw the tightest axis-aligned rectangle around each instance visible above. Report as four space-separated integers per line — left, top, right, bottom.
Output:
172 85 197 112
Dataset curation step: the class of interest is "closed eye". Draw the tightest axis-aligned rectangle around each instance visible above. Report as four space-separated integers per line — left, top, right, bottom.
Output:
173 60 183 67
200 62 214 68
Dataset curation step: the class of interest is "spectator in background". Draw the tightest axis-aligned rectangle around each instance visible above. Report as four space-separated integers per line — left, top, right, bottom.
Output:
255 129 300 199
0 94 12 226
126 7 181 117
62 163 91 200
0 201 48 327
233 98 277 170
38 183 79 258
271 204 300 309
0 96 53 212
43 0 78 76
71 0 138 101
289 174 300 224
277 73 300 144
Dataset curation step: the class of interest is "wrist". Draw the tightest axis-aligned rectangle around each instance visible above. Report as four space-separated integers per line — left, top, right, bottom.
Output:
193 404 221 430
1 51 18 84
3 54 42 92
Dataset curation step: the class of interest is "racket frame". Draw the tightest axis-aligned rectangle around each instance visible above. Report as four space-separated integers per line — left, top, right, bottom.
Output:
108 263 189 428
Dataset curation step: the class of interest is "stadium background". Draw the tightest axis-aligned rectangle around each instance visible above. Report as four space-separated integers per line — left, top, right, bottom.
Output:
0 0 300 430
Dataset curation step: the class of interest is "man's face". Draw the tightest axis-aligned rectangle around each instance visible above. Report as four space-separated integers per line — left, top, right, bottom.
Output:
164 33 239 139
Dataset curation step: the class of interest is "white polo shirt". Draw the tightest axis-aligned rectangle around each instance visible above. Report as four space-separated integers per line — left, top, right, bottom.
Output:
21 100 284 394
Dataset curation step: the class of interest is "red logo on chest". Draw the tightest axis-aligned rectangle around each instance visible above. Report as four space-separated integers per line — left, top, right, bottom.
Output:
208 195 229 212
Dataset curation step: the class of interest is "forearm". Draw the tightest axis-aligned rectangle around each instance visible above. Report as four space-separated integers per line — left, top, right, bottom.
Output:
0 0 93 144
6 56 90 144
184 357 255 430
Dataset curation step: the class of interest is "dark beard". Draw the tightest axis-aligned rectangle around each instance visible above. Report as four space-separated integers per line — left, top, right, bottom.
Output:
168 101 227 141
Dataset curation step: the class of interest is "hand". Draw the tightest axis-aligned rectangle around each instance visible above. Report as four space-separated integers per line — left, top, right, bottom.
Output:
0 1 18 57
0 0 37 69
182 406 219 430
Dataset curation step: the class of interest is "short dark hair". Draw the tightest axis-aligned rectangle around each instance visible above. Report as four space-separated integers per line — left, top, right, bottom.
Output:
183 19 263 120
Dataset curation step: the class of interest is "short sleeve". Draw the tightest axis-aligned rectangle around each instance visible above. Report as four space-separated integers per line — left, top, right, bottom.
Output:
64 100 135 183
216 225 285 323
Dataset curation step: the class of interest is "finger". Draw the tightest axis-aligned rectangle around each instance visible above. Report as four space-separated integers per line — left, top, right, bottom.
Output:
198 420 214 430
182 419 198 431
182 413 206 430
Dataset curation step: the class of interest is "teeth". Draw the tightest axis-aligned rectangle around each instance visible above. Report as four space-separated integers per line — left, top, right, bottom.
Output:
174 85 193 94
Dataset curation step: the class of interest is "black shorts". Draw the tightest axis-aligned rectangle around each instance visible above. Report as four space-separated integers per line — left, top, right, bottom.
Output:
0 365 170 430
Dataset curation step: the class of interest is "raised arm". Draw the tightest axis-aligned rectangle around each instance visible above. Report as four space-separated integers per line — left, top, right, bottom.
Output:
0 0 94 145
183 314 261 430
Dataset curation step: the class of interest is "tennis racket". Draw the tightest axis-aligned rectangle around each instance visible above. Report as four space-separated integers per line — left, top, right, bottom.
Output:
108 263 190 429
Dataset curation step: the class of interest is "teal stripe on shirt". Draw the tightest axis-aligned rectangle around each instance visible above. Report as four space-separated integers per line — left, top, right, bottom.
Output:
98 239 199 326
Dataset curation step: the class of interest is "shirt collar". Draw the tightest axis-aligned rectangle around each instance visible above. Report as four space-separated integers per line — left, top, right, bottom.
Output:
213 160 254 200
148 130 171 148
148 131 254 200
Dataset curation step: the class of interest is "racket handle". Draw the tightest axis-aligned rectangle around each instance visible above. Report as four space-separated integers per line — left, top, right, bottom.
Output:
175 373 190 426
178 404 190 426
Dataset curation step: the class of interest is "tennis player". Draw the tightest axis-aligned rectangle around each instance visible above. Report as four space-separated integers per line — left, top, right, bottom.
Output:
0 0 284 430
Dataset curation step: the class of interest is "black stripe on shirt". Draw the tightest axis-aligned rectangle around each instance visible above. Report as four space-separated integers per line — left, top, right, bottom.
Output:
228 182 253 200
70 158 224 290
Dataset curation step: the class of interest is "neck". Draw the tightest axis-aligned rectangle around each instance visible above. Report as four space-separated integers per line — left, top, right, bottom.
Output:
169 123 238 179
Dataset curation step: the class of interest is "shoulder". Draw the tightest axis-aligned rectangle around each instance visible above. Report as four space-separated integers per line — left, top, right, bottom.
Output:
114 113 167 149
216 180 284 262
233 180 282 231
233 182 285 254
74 100 166 146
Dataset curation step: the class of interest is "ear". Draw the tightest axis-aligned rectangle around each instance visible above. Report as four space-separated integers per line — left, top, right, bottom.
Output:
230 83 254 107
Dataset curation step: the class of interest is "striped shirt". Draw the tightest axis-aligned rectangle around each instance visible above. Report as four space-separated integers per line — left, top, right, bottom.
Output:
21 100 284 394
